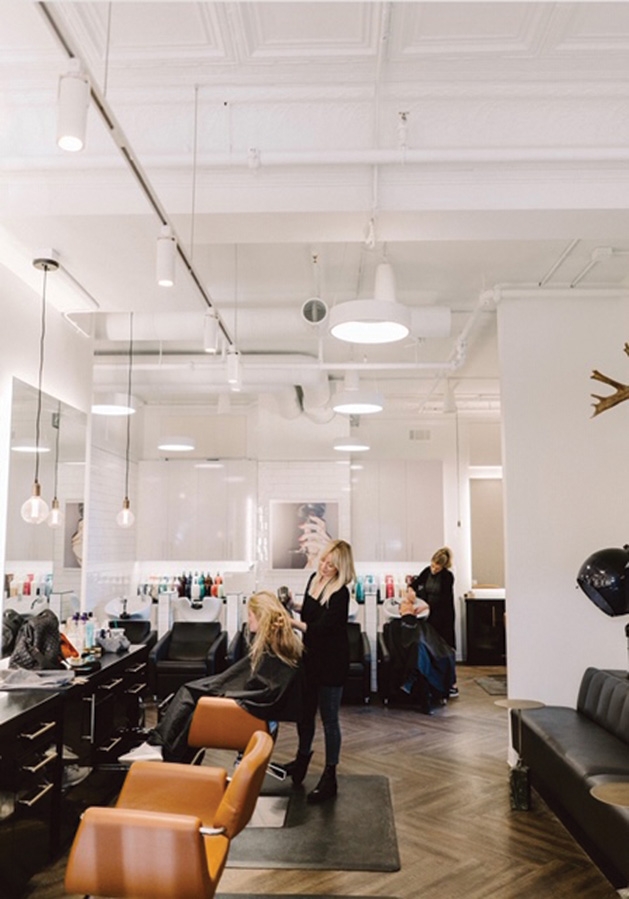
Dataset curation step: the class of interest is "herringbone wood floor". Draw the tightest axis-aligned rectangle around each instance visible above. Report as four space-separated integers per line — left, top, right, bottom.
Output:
28 665 618 898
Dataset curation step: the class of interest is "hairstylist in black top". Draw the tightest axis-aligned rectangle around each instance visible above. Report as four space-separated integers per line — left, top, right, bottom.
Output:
284 538 356 804
410 546 458 697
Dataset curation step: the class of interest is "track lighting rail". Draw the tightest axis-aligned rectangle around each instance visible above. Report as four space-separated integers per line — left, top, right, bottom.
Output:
37 1 234 350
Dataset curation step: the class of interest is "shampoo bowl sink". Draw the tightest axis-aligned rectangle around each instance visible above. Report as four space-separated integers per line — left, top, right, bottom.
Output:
105 596 152 621
172 595 222 622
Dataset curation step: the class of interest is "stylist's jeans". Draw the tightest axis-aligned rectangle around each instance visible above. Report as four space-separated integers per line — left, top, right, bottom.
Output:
297 683 344 766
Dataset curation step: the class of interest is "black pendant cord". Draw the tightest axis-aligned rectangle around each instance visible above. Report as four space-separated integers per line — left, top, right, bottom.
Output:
52 403 61 498
34 266 48 487
123 312 133 500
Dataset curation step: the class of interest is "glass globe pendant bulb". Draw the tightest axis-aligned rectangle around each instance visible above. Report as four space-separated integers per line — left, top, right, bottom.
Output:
47 497 63 529
21 482 49 524
116 497 135 528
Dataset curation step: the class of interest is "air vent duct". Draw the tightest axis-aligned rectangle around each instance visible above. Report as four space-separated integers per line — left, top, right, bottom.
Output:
301 297 328 325
409 428 431 441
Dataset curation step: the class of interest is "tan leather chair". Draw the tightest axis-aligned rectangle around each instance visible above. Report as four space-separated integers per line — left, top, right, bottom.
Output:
65 728 273 899
187 695 286 779
64 807 216 899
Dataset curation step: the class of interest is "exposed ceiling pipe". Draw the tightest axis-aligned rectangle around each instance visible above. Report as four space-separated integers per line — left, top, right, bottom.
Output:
538 239 580 287
88 307 451 344
94 357 460 375
42 147 629 171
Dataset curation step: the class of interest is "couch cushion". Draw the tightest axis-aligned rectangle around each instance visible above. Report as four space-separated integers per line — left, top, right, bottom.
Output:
520 706 629 778
578 667 629 744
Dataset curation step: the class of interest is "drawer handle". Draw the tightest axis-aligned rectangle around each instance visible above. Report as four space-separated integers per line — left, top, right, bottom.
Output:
126 683 145 695
100 736 122 754
22 751 58 774
18 782 54 808
100 678 124 691
127 663 146 674
19 721 56 741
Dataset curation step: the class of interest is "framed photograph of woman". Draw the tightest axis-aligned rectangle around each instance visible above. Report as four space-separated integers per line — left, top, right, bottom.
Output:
270 501 339 570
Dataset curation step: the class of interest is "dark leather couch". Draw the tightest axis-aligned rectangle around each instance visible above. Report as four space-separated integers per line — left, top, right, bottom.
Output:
512 667 629 886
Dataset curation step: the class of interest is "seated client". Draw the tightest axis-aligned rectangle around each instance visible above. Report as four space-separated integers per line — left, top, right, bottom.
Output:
389 589 456 714
120 590 303 763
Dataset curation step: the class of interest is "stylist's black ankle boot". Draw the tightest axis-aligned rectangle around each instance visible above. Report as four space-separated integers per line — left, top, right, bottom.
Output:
307 765 337 804
284 752 312 786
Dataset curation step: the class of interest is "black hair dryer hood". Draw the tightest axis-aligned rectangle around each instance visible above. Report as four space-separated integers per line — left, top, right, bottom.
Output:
577 545 629 617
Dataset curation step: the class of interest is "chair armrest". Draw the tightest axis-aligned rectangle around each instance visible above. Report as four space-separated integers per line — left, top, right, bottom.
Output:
205 630 228 673
145 629 158 651
227 630 244 666
150 630 172 663
361 632 372 665
377 631 390 664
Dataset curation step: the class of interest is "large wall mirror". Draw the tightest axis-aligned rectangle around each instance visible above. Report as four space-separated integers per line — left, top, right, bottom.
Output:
4 377 87 631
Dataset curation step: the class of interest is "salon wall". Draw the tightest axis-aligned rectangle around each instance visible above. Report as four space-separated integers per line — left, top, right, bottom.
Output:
499 293 629 707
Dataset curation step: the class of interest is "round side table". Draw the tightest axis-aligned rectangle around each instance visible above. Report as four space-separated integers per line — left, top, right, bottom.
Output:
590 782 629 807
495 698 545 810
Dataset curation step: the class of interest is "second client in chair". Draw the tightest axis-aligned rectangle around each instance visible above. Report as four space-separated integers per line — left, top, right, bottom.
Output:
120 591 303 764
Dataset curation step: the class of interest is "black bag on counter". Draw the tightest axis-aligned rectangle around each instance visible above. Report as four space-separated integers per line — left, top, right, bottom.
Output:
9 608 63 670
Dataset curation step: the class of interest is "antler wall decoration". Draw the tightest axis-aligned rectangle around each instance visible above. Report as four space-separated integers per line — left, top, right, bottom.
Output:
591 343 629 416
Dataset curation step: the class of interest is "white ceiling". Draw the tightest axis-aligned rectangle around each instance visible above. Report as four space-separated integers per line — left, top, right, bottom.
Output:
4 1 629 420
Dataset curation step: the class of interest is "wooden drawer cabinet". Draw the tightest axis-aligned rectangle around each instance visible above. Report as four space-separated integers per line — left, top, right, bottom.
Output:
465 598 506 665
0 692 63 898
0 644 149 896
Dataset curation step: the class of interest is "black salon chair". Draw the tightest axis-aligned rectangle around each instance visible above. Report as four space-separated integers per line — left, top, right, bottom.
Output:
109 618 158 651
343 621 371 704
149 621 228 700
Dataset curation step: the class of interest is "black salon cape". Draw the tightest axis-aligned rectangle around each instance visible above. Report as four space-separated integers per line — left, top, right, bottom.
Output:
387 614 455 698
151 652 303 761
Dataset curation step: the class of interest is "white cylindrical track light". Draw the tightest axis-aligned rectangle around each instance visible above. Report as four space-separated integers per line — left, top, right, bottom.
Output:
156 225 176 287
57 60 90 152
226 346 242 390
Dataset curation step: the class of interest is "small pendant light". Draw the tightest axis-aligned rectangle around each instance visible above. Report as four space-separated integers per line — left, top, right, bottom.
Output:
21 256 58 524
116 313 135 528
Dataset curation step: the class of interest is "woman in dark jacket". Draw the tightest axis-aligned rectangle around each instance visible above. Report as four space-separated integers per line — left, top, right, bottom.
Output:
410 546 458 696
284 538 356 804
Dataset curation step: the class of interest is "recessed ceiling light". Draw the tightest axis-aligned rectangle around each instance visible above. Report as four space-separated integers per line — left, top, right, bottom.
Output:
195 460 224 469
333 439 370 452
11 438 51 454
92 393 138 416
157 436 195 452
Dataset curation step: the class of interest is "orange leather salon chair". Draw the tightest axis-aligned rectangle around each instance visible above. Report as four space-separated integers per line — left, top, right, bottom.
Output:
64 728 273 899
187 695 286 779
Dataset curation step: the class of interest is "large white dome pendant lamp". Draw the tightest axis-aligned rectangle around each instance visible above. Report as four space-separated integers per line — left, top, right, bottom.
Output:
332 370 384 415
329 262 410 345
